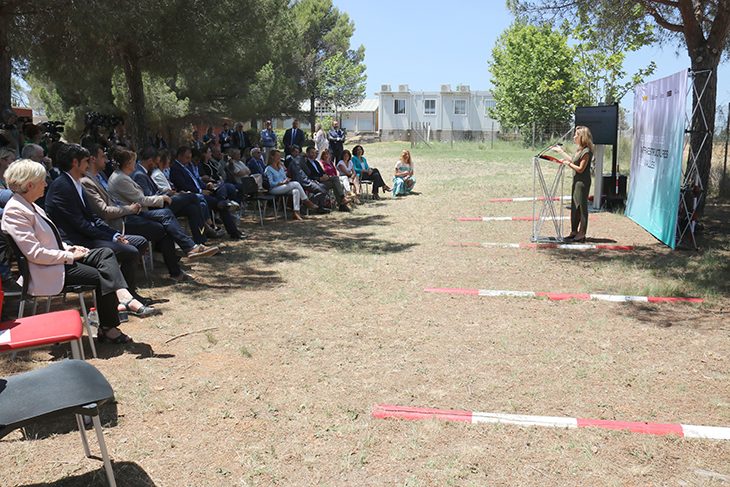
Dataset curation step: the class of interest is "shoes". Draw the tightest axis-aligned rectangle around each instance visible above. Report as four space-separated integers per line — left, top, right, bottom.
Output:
571 236 586 243
339 205 351 212
2 277 22 294
316 207 332 214
372 194 381 200
172 271 198 283
98 327 133 344
119 298 159 318
118 311 129 323
383 186 392 192
132 294 153 306
187 244 219 259
217 200 240 211
205 226 226 238
230 232 250 240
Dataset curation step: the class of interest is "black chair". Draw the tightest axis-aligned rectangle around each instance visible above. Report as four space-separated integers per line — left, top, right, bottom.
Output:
0 359 117 486
4 233 99 358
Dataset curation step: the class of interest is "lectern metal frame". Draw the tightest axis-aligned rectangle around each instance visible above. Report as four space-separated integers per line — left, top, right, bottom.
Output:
532 156 565 243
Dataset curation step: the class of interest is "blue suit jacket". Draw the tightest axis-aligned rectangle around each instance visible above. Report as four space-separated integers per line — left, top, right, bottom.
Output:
45 172 117 246
169 160 203 194
131 163 159 197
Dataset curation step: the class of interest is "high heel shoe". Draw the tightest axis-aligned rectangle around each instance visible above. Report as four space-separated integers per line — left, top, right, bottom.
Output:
119 299 159 318
98 327 133 344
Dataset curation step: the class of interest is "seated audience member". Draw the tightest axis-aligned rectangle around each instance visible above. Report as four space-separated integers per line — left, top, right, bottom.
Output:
226 148 261 199
152 149 225 239
298 146 350 212
393 149 416 196
231 122 252 152
2 159 146 343
246 147 269 191
202 125 217 149
352 145 390 200
153 131 168 150
284 145 300 170
198 146 239 204
287 152 330 214
283 120 305 157
320 148 357 203
260 120 277 164
0 146 16 189
337 149 361 202
170 146 247 240
44 143 151 306
190 130 204 150
134 147 215 242
218 123 233 152
265 149 319 221
107 149 219 279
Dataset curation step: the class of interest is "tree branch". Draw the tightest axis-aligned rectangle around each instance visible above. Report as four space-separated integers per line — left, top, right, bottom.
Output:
639 0 686 32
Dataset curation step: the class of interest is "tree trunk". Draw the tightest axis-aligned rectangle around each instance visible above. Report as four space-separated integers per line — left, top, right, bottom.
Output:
309 94 316 137
0 13 12 112
118 45 149 152
687 45 720 216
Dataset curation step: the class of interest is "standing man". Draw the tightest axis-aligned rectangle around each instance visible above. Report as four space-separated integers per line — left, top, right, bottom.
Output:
218 123 233 152
327 121 345 162
231 122 252 152
1 109 20 157
190 130 204 150
260 120 277 164
283 119 305 156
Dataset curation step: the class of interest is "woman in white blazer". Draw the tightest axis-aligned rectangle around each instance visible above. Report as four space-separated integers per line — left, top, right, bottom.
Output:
1 159 142 343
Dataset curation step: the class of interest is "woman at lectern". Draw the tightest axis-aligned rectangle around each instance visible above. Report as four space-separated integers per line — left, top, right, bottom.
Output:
550 126 594 242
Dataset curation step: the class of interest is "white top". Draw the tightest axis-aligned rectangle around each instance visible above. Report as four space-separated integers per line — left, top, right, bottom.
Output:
337 159 354 177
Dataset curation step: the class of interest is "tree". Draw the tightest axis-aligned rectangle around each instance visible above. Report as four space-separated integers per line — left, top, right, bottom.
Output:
293 0 365 131
488 22 577 133
318 48 367 119
507 0 730 214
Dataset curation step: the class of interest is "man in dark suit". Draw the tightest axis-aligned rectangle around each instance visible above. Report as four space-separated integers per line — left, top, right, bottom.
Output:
297 146 350 212
231 122 252 152
45 143 149 301
169 146 248 240
327 120 345 162
133 147 210 245
282 120 305 156
288 154 330 214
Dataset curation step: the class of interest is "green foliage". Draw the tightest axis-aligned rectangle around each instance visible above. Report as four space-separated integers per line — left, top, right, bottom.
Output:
318 48 367 114
111 72 189 130
488 22 577 130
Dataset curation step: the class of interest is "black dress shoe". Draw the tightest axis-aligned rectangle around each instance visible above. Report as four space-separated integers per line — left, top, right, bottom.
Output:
339 205 351 212
316 207 332 214
230 232 250 240
217 200 240 211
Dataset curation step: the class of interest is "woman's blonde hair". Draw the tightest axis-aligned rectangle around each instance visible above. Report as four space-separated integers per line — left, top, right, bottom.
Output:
399 150 412 164
5 159 46 193
575 126 595 154
314 122 322 132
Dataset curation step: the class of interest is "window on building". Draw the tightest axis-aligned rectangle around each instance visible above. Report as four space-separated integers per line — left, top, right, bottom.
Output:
424 99 436 115
394 99 406 115
454 99 467 116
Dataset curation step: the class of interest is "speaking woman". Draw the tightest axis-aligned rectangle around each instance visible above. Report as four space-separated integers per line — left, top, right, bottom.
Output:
550 126 594 242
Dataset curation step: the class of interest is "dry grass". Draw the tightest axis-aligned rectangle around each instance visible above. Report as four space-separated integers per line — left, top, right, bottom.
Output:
2 141 730 486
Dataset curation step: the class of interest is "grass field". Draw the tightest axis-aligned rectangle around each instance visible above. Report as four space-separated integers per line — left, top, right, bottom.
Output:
2 141 729 486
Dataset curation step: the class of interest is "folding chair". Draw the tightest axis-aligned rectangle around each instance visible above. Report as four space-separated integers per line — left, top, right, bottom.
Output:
0 359 117 487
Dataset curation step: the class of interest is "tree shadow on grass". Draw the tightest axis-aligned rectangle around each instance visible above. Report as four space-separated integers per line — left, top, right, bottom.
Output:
18 461 157 487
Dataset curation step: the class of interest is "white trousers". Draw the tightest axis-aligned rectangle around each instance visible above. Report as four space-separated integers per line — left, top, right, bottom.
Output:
269 181 308 211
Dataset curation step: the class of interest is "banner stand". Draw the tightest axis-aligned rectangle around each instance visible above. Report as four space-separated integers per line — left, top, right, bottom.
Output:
531 156 565 243
676 69 712 250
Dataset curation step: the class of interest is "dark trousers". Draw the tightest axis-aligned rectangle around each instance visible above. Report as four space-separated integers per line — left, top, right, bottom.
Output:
141 209 195 253
168 193 206 244
124 214 182 278
202 194 238 236
321 176 345 205
301 182 327 207
65 247 126 330
360 169 386 194
90 235 146 295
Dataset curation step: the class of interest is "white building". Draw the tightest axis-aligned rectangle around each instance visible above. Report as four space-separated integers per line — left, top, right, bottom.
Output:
376 84 501 142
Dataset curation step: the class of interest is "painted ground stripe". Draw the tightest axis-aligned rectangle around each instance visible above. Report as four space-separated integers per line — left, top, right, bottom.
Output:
445 242 635 250
489 196 571 202
423 288 703 303
456 216 599 221
373 405 730 440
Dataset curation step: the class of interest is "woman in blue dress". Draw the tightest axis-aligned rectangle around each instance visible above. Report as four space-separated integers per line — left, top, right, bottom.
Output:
392 150 415 196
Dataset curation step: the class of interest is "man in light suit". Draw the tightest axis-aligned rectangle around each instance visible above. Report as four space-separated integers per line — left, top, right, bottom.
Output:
282 120 305 156
45 143 149 302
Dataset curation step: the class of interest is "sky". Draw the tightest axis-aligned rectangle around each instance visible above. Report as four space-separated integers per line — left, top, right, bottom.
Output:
335 0 730 116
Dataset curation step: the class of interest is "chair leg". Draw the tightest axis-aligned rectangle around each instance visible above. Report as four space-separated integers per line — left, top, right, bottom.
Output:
92 414 118 487
78 293 94 359
75 414 92 457
273 198 279 222
257 200 264 226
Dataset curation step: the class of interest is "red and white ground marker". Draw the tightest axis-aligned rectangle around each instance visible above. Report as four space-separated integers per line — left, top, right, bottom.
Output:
456 216 599 222
424 287 703 303
446 241 634 251
489 196 571 202
372 405 730 440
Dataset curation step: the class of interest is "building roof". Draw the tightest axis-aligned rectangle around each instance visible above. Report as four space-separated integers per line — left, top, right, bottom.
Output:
299 98 378 113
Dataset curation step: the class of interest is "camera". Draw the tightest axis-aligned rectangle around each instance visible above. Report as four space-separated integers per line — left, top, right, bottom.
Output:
38 121 65 143
84 112 124 131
